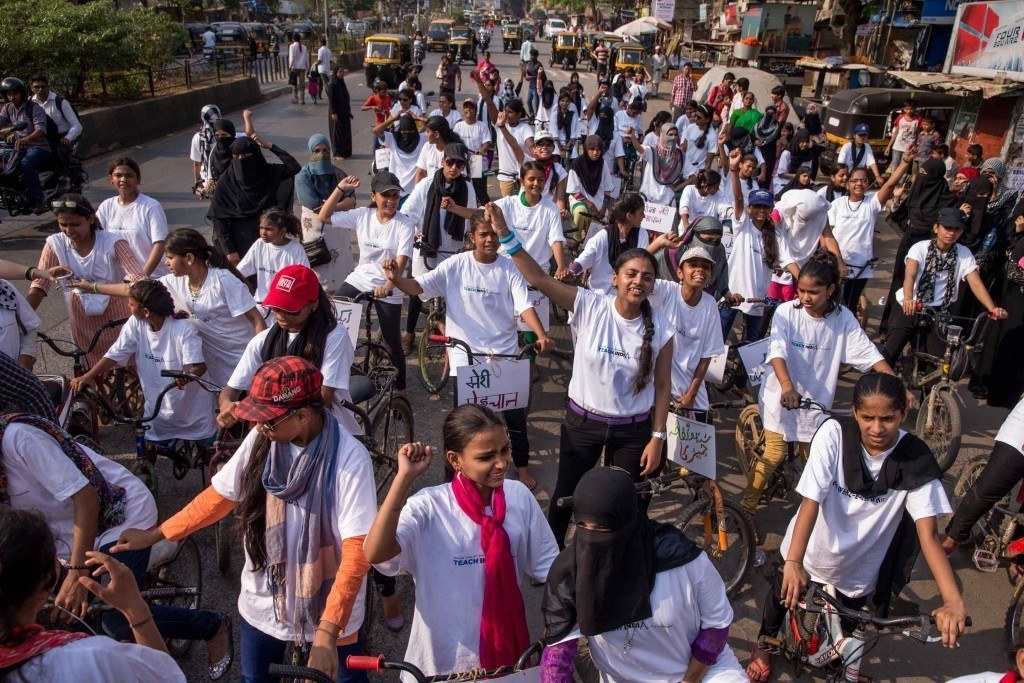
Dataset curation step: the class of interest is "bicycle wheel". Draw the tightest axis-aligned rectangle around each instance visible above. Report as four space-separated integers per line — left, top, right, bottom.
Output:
734 404 763 478
371 395 414 460
417 316 450 394
105 367 144 418
917 388 962 473
152 536 203 658
674 496 756 596
1005 579 1024 647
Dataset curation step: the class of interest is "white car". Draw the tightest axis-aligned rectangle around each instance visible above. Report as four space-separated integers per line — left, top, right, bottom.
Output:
545 19 566 37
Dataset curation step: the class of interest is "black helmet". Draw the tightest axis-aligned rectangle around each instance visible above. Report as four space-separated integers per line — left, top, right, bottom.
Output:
0 77 27 97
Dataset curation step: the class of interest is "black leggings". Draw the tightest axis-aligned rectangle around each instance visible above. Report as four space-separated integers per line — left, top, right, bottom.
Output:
841 278 868 313
336 283 406 390
406 296 423 334
945 441 1024 544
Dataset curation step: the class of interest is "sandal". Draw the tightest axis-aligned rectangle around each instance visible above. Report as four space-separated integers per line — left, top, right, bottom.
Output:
746 647 770 683
208 613 234 681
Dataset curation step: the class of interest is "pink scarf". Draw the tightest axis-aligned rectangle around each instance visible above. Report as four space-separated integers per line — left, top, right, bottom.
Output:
451 472 530 668
0 625 89 670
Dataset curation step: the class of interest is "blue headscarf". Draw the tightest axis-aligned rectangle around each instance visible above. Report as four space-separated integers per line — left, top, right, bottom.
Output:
307 134 332 175
295 134 341 210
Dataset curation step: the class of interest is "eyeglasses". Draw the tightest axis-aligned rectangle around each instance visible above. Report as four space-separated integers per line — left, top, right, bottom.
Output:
535 140 555 147
257 410 298 433
444 158 466 168
51 200 79 209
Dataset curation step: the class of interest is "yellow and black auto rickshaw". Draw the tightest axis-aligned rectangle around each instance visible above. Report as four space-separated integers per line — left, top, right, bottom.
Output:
550 31 581 69
364 34 413 88
502 23 522 53
427 18 454 52
449 25 477 64
610 41 646 77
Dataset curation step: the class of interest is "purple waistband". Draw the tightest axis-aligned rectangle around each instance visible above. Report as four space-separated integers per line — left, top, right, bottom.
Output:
567 399 651 426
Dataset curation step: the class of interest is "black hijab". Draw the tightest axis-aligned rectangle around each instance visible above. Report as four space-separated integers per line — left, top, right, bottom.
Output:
208 137 274 219
394 114 421 155
328 70 351 113
754 105 779 144
541 468 701 639
570 135 604 197
210 119 236 180
836 417 942 497
906 158 954 236
963 176 996 248
595 106 615 152
787 129 813 172
423 166 470 250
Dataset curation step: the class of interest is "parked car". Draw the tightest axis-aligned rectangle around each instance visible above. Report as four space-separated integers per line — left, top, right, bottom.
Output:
545 18 566 37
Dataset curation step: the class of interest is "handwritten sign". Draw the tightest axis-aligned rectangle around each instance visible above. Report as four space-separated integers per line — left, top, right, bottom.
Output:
641 201 676 234
705 344 729 385
736 338 771 387
469 154 484 179
515 292 550 331
456 359 530 412
331 298 363 352
374 147 391 171
666 411 716 479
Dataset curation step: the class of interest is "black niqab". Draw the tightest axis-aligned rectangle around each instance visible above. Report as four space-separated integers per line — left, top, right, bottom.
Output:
395 114 420 155
210 119 236 180
906 158 954 235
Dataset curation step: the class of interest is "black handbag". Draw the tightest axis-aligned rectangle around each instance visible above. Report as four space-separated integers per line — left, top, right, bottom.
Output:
302 221 332 267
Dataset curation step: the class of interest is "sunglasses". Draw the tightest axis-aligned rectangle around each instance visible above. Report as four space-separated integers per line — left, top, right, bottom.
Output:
535 140 555 147
51 200 80 209
444 158 466 168
257 410 298 433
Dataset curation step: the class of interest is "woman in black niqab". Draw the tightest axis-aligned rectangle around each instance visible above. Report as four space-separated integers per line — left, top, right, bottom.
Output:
327 66 353 159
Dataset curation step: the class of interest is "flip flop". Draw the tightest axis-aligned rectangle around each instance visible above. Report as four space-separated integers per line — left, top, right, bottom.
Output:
746 648 770 683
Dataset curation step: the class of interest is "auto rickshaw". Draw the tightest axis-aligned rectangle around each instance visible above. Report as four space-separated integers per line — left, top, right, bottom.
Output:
821 87 957 172
520 21 535 41
610 42 646 77
587 32 622 72
503 24 522 53
363 34 413 89
550 31 581 69
427 18 454 52
449 26 477 64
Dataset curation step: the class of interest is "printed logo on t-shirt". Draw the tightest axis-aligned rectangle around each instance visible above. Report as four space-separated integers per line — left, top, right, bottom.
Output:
831 479 888 505
790 340 832 352
277 275 295 292
144 352 166 364
598 344 633 361
453 554 485 567
463 285 497 295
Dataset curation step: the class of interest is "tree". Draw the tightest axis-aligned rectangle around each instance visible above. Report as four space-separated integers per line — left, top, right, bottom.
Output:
839 0 868 56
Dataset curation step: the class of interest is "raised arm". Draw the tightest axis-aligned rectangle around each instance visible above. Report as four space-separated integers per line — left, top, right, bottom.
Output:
876 145 915 205
364 443 432 564
318 175 361 224
728 148 744 218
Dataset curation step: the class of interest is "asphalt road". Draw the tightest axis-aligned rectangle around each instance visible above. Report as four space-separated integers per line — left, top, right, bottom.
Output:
2 32 1014 682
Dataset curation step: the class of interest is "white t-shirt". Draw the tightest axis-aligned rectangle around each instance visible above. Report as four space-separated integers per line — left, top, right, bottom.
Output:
780 420 950 597
104 316 216 442
828 193 882 279
328 207 416 305
586 118 626 195
416 142 445 178
1 422 157 553
772 149 793 196
726 217 777 314
573 227 651 296
614 109 643 138
544 112 582 159
237 238 310 303
213 422 377 641
682 123 714 177
95 194 169 277
453 118 491 154
374 480 559 681
567 166 613 208
674 114 691 135
496 121 534 178
587 555 746 683
568 288 673 417
638 145 680 207
316 45 332 73
429 108 463 128
418 252 533 375
400 175 477 277
159 269 257 387
759 301 883 441
678 185 722 222
228 324 354 429
495 194 565 266
378 131 427 195
288 41 310 70
995 397 1024 455
892 115 919 153
649 282 725 410
897 241 978 307
12 635 185 683
837 141 876 170
0 283 40 359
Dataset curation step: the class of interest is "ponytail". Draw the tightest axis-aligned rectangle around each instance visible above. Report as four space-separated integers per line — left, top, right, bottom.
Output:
611 248 658 394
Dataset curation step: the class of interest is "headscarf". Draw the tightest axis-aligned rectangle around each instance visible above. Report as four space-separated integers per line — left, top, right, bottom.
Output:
197 104 222 180
690 215 728 297
786 129 813 172
905 157 954 236
728 126 755 157
327 69 351 115
307 133 333 175
556 103 575 149
776 189 830 267
210 119 236 180
754 105 779 143
651 122 684 187
541 80 556 109
803 103 822 136
570 135 605 197
595 106 615 152
423 164 470 251
982 157 1018 210
778 166 812 199
394 114 421 155
962 176 995 248
208 137 273 219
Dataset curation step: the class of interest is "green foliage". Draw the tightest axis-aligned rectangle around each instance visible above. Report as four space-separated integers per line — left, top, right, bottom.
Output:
0 0 179 96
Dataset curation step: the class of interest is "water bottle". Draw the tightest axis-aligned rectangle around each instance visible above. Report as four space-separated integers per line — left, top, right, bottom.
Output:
977 228 998 261
843 624 867 682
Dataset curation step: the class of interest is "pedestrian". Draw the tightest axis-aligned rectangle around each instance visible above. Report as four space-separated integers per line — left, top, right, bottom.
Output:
372 113 427 197
206 133 300 265
592 40 609 82
364 405 559 675
327 67 353 160
96 157 168 278
884 102 919 169
837 122 882 179
316 37 332 80
307 63 321 105
288 33 310 105
296 133 356 293
670 62 697 122
753 105 781 185
521 49 542 117
438 51 462 101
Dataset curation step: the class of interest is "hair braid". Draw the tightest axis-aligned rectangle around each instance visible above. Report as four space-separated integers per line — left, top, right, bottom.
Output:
633 298 655 394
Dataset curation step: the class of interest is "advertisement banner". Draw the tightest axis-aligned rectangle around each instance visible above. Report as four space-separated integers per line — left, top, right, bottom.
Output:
653 0 676 22
948 1 1024 80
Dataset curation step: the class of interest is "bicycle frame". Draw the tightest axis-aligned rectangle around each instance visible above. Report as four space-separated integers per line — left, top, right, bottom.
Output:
904 309 989 393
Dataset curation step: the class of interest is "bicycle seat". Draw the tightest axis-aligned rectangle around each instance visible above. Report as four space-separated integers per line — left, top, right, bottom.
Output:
37 374 68 407
350 374 377 405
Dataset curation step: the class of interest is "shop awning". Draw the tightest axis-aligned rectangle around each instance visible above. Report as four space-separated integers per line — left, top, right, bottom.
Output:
796 57 885 73
888 71 1024 98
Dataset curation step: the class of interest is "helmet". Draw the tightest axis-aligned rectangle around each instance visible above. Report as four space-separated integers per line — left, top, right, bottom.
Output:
0 77 27 97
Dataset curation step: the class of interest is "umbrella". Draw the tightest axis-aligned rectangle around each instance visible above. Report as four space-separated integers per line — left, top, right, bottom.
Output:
614 19 659 37
641 16 672 30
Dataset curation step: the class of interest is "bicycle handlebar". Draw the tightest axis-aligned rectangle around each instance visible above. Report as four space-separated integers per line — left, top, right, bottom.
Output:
803 584 972 630
413 240 463 257
37 317 128 360
79 379 178 428
158 369 223 394
429 334 539 360
267 664 334 683
346 641 544 682
915 307 993 345
557 468 691 509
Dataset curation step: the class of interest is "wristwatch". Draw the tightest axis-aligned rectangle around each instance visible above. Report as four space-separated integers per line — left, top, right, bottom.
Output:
651 431 667 441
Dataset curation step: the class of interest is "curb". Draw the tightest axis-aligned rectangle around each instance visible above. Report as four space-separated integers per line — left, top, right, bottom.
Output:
260 83 293 101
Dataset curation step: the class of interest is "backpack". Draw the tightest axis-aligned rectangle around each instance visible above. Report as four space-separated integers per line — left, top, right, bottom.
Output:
38 95 78 153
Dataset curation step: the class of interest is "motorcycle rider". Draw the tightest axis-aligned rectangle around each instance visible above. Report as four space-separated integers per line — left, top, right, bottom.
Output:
29 74 82 185
413 31 425 64
0 77 52 213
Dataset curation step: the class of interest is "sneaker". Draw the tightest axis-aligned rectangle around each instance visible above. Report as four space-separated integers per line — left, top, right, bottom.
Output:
401 331 416 356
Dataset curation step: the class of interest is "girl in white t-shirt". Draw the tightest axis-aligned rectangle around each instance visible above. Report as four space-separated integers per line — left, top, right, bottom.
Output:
678 170 722 230
542 468 747 683
547 89 582 163
742 253 893 518
881 207 1008 364
0 279 40 368
747 374 966 682
365 405 559 679
587 106 627 197
72 280 217 445
566 135 614 237
95 157 169 277
530 132 569 215
373 113 427 196
115 357 378 683
680 104 716 179
238 208 311 306
494 162 568 273
488 202 675 547
414 115 462 185
428 92 463 129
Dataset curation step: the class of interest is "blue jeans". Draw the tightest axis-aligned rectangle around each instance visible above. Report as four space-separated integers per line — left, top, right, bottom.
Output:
720 307 764 342
527 86 539 117
239 618 369 683
20 146 52 203
99 541 221 643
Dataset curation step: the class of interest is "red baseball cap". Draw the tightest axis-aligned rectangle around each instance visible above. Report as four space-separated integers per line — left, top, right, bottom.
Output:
262 264 321 312
233 356 324 423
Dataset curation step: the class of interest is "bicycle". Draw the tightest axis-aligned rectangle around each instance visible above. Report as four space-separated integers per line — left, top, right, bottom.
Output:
344 641 543 682
843 258 880 330
758 582 971 682
897 306 992 472
410 239 461 395
427 334 539 415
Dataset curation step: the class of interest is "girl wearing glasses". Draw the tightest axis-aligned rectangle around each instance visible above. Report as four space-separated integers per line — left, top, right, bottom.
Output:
114 356 379 683
413 115 465 185
27 194 144 368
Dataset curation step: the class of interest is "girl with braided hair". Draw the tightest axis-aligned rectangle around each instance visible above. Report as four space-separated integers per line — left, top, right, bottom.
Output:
486 201 676 547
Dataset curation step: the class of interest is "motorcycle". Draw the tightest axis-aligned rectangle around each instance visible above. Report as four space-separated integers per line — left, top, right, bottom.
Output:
413 39 425 65
0 121 87 219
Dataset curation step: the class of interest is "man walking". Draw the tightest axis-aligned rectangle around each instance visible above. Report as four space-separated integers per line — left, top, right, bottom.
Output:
670 61 697 120
288 33 310 104
316 38 332 78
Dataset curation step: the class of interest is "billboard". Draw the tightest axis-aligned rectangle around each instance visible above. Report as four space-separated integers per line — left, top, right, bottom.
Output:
948 0 1024 80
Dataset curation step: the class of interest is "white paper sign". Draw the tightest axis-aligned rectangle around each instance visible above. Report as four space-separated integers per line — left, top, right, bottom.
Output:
641 201 676 234
456 359 530 412
515 292 550 331
469 154 484 179
666 411 716 479
736 338 771 387
332 298 363 352
374 147 391 170
705 343 729 385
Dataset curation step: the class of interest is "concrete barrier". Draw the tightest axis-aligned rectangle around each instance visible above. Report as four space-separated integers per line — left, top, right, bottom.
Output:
76 77 264 159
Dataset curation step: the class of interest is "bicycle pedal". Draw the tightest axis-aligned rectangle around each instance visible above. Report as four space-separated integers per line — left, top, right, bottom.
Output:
973 548 1000 572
